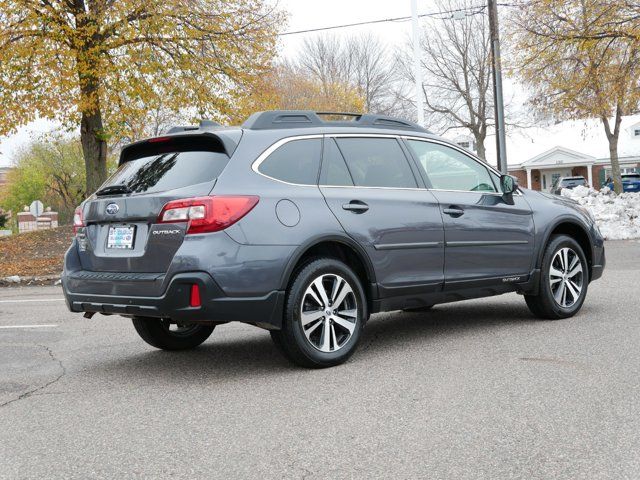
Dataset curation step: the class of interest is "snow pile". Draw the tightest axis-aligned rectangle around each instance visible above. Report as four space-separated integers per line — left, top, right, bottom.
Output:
561 186 640 240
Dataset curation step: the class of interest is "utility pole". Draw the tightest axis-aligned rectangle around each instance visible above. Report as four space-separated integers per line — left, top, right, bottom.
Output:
488 0 508 174
411 0 425 126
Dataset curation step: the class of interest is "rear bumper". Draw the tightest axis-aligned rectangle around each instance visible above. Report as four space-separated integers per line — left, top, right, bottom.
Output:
62 271 285 329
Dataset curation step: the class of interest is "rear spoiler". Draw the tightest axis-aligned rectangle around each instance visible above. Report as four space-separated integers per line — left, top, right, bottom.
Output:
119 130 242 165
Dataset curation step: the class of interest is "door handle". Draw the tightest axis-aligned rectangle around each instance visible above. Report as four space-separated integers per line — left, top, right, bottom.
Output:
442 206 464 217
342 201 369 213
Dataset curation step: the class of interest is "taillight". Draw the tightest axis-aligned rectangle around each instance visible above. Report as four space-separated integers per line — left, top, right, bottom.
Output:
158 196 259 234
73 206 85 234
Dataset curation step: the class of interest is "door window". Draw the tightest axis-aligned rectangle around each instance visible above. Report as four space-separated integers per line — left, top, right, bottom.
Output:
320 138 354 186
335 138 417 188
257 138 322 185
407 140 496 192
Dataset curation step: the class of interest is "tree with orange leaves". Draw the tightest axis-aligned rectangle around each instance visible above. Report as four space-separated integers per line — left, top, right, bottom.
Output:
0 1 283 192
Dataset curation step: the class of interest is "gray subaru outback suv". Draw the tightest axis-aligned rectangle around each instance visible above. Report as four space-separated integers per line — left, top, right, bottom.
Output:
62 111 605 368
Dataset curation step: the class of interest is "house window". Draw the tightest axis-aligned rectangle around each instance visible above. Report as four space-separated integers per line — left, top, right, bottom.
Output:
456 140 476 152
634 129 640 137
606 167 639 177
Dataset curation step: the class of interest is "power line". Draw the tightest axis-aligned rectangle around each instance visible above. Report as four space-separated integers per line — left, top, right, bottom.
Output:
279 4 488 36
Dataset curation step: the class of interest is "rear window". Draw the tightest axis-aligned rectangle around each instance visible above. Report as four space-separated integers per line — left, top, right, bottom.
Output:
101 151 229 194
561 178 586 186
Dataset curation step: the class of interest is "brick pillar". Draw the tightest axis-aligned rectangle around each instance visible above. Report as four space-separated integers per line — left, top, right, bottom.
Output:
41 211 59 228
17 212 37 233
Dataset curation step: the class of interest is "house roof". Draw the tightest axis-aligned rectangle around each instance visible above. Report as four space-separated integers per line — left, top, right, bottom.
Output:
519 146 597 168
627 121 640 137
447 114 640 168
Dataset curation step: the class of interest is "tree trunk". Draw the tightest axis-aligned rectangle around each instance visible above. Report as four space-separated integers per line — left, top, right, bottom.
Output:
80 107 108 194
474 133 487 161
74 8 108 195
608 139 623 194
601 108 624 194
77 51 108 194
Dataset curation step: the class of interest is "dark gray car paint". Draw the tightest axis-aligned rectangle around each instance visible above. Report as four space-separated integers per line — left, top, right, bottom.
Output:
62 123 605 328
429 190 535 286
321 185 445 294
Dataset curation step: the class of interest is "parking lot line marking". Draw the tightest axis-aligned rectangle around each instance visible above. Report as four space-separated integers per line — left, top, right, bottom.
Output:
0 324 59 329
0 298 65 304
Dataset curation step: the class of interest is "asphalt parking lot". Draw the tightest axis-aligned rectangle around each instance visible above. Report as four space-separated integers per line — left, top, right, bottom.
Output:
1 240 639 480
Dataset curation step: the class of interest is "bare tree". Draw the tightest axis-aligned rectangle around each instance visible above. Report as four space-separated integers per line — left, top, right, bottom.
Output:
296 34 400 115
298 36 350 94
346 35 401 114
397 0 493 160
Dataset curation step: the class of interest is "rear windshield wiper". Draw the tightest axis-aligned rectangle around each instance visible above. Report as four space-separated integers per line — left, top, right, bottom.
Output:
95 184 132 196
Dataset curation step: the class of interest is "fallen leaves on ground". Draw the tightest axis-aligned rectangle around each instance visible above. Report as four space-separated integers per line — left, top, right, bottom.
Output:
0 226 74 277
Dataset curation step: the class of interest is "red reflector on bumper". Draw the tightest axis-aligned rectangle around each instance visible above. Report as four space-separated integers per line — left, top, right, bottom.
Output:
190 284 201 307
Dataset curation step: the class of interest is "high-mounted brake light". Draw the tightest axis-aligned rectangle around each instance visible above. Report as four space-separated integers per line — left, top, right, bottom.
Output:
147 136 171 143
158 196 259 234
73 206 85 234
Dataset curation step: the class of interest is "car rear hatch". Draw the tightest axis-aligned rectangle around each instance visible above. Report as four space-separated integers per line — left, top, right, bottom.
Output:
74 132 240 274
562 178 587 189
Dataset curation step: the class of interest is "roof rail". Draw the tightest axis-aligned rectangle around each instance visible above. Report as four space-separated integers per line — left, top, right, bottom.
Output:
242 110 429 133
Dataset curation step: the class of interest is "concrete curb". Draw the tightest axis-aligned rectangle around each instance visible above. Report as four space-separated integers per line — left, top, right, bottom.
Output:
0 275 62 287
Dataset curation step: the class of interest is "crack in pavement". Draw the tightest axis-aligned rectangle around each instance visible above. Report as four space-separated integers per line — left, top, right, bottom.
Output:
0 344 66 408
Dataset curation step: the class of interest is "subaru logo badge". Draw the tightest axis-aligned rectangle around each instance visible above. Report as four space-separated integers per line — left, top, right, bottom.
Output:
105 203 119 215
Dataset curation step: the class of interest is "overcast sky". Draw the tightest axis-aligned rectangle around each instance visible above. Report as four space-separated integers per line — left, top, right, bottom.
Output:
0 1 461 166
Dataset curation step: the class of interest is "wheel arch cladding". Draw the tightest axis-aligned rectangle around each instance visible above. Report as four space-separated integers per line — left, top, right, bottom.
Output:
281 237 376 308
542 220 593 279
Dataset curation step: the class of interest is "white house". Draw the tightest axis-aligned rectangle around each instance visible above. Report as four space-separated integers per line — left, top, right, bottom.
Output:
449 114 640 191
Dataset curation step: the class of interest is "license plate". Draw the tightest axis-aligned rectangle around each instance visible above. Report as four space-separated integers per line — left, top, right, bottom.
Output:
107 226 135 249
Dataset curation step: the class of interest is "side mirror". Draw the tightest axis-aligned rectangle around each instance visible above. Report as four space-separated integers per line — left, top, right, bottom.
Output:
500 174 518 195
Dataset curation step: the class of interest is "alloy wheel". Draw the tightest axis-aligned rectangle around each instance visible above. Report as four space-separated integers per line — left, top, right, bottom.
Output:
549 247 584 308
300 274 358 353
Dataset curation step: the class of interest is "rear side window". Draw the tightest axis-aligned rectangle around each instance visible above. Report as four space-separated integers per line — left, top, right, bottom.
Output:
335 138 417 188
102 151 229 194
258 138 322 185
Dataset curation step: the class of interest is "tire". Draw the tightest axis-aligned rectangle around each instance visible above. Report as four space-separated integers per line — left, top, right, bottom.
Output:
132 317 215 350
525 234 589 320
270 258 367 368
